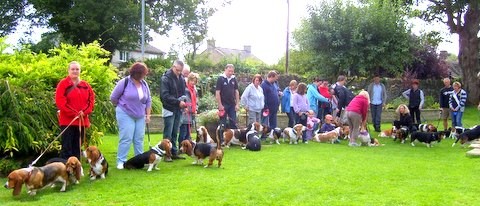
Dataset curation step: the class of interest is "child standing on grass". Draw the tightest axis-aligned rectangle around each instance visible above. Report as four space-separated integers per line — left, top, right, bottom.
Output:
306 110 321 142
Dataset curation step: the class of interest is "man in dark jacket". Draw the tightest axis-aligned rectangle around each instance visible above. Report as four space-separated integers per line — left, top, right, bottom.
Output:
439 78 453 131
261 71 280 128
160 60 187 161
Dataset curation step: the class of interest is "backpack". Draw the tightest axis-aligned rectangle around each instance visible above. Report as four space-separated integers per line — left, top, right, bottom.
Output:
345 87 355 105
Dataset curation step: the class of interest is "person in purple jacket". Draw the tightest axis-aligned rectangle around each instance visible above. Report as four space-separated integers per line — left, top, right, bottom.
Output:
110 62 152 170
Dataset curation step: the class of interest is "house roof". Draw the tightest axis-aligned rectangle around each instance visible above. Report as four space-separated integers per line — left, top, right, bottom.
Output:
131 43 164 55
200 47 264 63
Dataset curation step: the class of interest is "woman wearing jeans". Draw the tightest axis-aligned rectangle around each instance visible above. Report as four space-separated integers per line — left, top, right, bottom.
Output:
449 81 467 128
281 80 298 127
110 62 151 169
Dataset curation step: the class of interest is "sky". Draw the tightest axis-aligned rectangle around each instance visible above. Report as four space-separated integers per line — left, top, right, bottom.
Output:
7 0 459 65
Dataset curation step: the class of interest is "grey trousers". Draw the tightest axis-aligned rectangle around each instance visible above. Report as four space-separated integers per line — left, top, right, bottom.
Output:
347 111 362 143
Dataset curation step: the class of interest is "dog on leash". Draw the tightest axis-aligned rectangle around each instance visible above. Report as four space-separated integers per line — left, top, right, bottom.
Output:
410 131 445 147
313 127 342 144
83 146 109 180
452 125 480 147
394 126 409 144
262 124 283 144
378 128 395 138
4 168 32 196
124 139 171 171
180 129 224 168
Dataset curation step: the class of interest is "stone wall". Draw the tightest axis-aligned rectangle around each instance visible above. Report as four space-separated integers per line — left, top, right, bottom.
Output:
149 109 441 132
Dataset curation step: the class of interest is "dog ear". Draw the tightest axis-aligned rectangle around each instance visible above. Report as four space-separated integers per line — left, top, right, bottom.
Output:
75 162 82 180
13 178 23 196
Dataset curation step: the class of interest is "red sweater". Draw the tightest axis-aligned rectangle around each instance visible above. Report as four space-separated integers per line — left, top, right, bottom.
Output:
345 95 369 122
318 85 331 99
55 77 95 127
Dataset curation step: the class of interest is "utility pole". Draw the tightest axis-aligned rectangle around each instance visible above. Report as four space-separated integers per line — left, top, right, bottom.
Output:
141 0 145 61
285 0 290 74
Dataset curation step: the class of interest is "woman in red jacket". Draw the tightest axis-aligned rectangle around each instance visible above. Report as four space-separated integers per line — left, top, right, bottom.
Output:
55 61 95 160
345 90 370 147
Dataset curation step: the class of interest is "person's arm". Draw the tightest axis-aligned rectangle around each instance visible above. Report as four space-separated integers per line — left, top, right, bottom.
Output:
83 81 95 115
449 94 455 110
292 94 300 114
110 78 125 106
460 90 467 108
261 83 270 109
215 77 223 110
312 87 329 103
160 76 180 107
235 89 240 111
240 85 250 109
419 90 425 109
402 89 410 99
145 107 151 123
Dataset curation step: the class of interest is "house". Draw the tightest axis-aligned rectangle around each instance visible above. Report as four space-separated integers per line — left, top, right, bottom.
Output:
111 43 165 67
199 38 264 64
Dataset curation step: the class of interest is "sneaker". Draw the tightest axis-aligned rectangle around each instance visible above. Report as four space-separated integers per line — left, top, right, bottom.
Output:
172 155 186 160
304 141 309 144
117 163 124 170
164 157 173 162
348 142 359 147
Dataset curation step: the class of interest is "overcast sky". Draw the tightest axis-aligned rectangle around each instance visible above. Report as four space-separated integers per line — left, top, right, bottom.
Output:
7 0 459 65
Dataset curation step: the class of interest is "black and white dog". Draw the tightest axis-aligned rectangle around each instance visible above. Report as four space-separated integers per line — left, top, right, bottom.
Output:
452 125 480 147
124 141 168 172
262 126 283 144
410 131 445 148
244 130 261 151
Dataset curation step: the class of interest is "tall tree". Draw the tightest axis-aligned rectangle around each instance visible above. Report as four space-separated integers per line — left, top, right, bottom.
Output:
0 0 27 36
294 0 415 78
419 0 480 104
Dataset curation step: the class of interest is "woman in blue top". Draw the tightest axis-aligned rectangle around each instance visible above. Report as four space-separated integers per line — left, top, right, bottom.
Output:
241 74 265 124
281 80 298 127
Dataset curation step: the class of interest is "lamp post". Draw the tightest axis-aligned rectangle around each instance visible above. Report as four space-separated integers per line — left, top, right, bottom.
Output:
141 0 145 61
285 0 290 74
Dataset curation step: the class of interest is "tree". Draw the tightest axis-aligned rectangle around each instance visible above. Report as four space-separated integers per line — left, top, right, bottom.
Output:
417 0 480 104
0 0 27 36
23 0 226 55
294 0 415 78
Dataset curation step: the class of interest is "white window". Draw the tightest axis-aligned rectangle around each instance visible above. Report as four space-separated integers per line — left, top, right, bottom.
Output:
119 51 130 62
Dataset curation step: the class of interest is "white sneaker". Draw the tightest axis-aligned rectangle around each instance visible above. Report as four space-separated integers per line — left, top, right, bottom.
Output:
117 163 124 170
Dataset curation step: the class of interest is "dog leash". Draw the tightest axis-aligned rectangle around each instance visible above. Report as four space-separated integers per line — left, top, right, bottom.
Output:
146 123 152 149
29 114 81 167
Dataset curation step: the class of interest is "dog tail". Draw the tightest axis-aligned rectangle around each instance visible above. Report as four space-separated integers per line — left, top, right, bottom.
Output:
216 128 222 150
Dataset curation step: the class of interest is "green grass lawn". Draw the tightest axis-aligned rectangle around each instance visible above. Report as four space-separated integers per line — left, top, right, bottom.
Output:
1 107 480 206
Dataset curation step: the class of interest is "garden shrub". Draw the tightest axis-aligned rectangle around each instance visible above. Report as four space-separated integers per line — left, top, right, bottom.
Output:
0 39 117 157
0 158 21 177
385 95 439 110
198 92 218 113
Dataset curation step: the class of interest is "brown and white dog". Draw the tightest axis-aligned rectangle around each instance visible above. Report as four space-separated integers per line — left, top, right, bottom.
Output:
124 140 171 171
223 122 263 147
313 127 342 143
83 146 109 180
4 167 32 196
282 124 305 144
180 134 224 168
378 128 395 138
65 157 84 184
196 126 215 144
20 162 68 196
262 124 283 144
341 125 350 139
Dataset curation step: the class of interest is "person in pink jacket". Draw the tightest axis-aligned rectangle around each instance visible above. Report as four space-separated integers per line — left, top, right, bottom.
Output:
345 91 370 147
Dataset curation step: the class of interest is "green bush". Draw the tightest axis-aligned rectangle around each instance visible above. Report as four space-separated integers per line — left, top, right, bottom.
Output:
197 109 219 126
0 38 117 157
151 95 163 114
197 91 218 113
0 158 21 177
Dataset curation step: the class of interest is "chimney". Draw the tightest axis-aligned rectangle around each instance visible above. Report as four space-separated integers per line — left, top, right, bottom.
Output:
244 45 251 53
439 50 448 60
207 38 216 50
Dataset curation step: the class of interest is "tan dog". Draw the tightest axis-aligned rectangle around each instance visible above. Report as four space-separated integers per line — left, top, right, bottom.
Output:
83 146 109 180
282 124 305 144
4 168 32 196
223 122 263 147
196 126 215 143
341 126 350 139
158 139 173 161
313 127 342 143
378 128 395 138
65 156 84 184
180 136 224 168
24 162 69 196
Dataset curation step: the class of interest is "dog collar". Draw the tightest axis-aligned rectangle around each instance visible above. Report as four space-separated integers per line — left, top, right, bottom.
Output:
152 146 166 156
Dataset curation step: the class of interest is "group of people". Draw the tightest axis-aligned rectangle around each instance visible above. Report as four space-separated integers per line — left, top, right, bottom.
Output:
54 60 475 169
394 77 468 133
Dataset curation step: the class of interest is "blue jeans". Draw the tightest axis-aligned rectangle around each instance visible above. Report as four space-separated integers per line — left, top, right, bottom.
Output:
178 124 192 148
116 107 145 165
451 111 463 127
163 109 182 156
370 104 382 129
222 104 237 129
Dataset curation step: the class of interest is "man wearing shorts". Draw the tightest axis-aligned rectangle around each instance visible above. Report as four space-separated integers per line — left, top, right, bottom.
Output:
439 78 453 131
